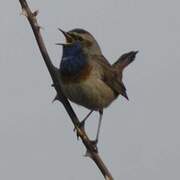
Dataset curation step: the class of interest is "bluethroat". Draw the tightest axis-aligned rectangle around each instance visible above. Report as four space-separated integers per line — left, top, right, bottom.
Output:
57 28 138 144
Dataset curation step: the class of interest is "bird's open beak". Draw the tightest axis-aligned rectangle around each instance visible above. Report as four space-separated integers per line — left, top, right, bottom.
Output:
58 28 73 43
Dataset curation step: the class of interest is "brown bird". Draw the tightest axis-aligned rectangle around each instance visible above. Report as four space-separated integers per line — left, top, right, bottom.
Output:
57 28 138 143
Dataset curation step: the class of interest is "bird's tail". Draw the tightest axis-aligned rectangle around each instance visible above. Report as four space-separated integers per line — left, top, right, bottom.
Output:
112 51 138 100
113 51 138 74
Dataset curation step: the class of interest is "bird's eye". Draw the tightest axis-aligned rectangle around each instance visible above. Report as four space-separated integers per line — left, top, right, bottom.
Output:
77 36 83 41
70 33 83 41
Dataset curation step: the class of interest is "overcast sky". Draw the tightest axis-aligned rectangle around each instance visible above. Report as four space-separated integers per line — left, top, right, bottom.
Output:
0 0 180 179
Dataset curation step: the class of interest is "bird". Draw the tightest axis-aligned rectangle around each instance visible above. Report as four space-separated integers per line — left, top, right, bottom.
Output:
56 28 138 144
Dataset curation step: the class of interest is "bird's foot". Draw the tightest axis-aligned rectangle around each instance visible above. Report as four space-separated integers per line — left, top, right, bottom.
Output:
90 139 98 146
73 119 85 131
73 110 93 137
89 139 98 153
84 140 98 155
73 123 98 152
73 120 86 140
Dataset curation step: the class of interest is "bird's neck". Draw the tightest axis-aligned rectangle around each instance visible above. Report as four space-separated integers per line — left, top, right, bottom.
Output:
84 42 102 56
60 47 87 75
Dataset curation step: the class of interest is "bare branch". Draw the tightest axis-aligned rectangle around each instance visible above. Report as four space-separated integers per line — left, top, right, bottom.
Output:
18 0 114 179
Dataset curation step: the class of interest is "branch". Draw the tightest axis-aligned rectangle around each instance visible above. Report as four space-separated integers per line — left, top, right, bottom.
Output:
18 0 113 179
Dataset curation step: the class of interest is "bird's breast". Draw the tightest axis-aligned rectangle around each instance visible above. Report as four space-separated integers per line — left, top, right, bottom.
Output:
60 63 92 83
60 65 116 110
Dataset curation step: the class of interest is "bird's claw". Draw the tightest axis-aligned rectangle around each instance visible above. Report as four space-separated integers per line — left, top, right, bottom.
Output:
90 139 98 153
79 120 86 129
73 123 98 152
73 120 86 140
84 141 98 155
73 120 85 131
84 145 98 158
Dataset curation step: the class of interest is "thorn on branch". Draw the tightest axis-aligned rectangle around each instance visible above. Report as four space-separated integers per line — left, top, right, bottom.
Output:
84 150 92 159
20 8 28 17
52 94 61 103
33 10 39 17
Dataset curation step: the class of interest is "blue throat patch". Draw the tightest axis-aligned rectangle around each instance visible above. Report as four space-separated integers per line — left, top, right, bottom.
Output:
60 41 87 75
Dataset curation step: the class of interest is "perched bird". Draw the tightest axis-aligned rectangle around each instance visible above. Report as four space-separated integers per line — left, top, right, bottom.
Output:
57 28 138 144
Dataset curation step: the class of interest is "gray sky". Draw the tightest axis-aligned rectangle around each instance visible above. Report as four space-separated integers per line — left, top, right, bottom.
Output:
0 0 180 179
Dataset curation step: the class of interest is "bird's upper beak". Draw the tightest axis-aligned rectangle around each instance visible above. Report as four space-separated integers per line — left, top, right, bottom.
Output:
58 28 73 43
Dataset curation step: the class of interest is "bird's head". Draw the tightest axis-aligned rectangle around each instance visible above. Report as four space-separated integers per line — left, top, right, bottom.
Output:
58 28 102 55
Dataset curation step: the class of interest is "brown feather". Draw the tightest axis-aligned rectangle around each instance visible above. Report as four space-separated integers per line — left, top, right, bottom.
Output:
91 55 129 99
60 63 92 84
113 51 138 72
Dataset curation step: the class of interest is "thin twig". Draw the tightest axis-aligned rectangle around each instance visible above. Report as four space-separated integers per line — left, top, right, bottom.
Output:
18 0 114 179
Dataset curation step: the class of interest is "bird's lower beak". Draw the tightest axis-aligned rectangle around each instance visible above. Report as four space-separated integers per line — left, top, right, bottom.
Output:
55 42 72 46
58 28 73 43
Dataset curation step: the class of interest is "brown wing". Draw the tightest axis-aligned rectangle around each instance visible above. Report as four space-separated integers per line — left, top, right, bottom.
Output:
91 55 129 99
